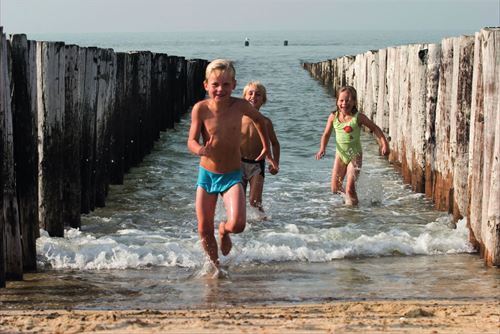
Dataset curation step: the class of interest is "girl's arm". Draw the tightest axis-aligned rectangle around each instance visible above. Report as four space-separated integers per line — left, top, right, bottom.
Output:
358 113 390 156
315 113 334 160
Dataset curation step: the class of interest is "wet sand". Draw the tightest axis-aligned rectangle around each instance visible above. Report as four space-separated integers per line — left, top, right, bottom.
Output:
1 299 498 333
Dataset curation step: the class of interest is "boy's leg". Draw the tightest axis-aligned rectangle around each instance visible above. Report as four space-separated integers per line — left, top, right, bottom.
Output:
196 187 219 265
331 155 347 194
345 155 362 205
248 174 265 211
219 183 246 255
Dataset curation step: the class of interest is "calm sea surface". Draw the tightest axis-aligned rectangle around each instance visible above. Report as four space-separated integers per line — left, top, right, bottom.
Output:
2 29 498 310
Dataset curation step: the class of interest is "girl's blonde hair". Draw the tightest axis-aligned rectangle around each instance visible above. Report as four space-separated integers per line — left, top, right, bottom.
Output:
336 85 358 110
205 59 236 81
242 81 267 104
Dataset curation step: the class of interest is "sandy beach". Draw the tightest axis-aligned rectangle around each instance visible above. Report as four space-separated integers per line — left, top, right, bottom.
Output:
0 299 498 333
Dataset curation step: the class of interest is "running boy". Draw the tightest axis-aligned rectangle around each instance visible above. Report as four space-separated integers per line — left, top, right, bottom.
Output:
241 81 280 212
315 86 389 205
187 59 277 268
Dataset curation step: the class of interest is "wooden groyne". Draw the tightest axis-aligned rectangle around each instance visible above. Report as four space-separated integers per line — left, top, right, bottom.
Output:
0 28 208 287
303 27 499 266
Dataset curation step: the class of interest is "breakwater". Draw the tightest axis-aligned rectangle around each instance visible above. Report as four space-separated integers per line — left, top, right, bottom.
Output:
0 28 208 286
303 27 499 266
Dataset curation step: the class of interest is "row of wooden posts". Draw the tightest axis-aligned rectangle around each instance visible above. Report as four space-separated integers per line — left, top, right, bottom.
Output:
303 27 499 266
0 27 208 287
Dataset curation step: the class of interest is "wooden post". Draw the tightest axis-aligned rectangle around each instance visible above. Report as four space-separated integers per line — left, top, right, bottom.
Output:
80 47 98 214
165 56 179 129
375 48 389 134
1 28 23 280
395 46 409 175
407 44 428 193
9 34 38 271
424 44 441 199
450 36 475 221
126 51 152 167
94 48 116 207
364 50 379 122
174 57 187 124
151 53 169 134
63 44 83 228
473 28 500 265
0 28 6 288
110 52 127 184
188 59 208 104
433 37 454 212
386 47 401 165
37 41 66 236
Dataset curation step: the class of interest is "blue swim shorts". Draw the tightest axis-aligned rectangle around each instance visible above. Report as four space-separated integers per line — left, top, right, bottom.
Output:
196 166 242 194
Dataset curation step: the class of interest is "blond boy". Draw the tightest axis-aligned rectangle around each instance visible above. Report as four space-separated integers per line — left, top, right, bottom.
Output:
187 59 277 268
241 81 280 212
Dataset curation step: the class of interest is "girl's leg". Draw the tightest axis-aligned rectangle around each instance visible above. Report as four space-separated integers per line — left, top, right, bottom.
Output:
196 187 219 265
331 155 347 194
345 155 362 206
219 183 246 255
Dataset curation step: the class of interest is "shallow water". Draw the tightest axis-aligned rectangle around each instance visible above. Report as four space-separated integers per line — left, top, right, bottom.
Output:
2 254 498 310
2 29 498 310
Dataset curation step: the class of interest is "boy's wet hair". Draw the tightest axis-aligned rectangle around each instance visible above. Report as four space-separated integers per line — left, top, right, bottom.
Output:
242 81 267 105
205 59 236 80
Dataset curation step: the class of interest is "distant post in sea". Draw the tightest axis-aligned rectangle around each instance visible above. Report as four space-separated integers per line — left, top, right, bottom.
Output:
284 40 288 46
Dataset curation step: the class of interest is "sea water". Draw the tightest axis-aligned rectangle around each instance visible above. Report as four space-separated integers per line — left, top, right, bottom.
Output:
2 29 498 310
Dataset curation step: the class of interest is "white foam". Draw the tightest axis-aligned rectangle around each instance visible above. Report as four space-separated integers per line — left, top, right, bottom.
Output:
36 215 475 270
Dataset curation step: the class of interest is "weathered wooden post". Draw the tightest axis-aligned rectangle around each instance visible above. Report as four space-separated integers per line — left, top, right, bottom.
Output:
468 28 500 266
406 44 428 193
124 51 152 168
364 50 379 122
450 35 475 220
110 52 127 184
190 59 208 103
386 47 401 164
375 48 389 134
433 37 455 212
1 28 23 280
151 53 169 134
94 48 116 207
424 44 441 199
10 34 38 270
165 56 180 129
173 57 187 125
37 41 65 236
0 28 6 288
394 45 409 172
63 44 83 228
80 47 98 214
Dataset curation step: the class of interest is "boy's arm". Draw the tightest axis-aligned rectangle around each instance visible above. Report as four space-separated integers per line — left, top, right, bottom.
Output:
358 113 390 156
187 104 212 156
316 113 334 160
243 103 277 170
266 118 280 174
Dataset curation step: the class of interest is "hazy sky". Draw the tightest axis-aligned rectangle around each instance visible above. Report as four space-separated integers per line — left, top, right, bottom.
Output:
1 0 499 34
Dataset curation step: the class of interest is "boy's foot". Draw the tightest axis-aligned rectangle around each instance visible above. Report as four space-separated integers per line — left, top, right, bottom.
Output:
219 222 232 256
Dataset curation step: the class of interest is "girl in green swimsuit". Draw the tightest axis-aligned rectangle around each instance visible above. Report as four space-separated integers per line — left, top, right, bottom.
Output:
315 86 389 206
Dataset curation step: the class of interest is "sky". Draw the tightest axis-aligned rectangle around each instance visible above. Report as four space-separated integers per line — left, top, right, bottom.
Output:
1 0 499 34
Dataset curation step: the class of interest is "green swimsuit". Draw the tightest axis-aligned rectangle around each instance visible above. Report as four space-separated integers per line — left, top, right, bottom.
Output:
333 111 362 165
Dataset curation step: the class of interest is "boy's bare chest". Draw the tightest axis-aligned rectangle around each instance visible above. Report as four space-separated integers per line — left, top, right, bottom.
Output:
204 110 242 136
